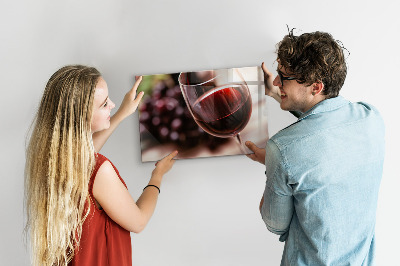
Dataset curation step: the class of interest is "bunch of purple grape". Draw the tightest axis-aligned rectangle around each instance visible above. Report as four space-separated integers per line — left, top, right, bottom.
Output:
139 75 229 150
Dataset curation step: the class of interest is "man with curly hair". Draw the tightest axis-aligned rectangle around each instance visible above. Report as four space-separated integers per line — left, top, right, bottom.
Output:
246 30 385 265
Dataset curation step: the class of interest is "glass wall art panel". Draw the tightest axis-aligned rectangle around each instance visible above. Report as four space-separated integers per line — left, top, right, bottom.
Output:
137 66 269 162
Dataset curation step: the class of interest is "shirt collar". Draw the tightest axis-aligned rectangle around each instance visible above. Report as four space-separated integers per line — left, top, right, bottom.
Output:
298 95 350 121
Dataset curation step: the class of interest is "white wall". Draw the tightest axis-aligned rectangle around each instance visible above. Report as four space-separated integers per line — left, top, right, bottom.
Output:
1 0 399 265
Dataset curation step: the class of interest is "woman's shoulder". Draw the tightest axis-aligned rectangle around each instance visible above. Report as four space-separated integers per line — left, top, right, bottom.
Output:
95 153 108 163
95 153 119 172
97 160 117 178
94 153 127 188
91 153 109 178
90 154 115 192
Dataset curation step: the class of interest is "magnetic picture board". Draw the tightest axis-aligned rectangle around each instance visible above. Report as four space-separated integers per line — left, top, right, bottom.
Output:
137 66 269 162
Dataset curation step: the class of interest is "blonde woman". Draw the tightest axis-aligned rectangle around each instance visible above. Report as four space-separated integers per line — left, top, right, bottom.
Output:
25 65 178 266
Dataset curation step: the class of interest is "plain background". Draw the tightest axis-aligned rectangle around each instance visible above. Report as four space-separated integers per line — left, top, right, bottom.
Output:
1 0 399 265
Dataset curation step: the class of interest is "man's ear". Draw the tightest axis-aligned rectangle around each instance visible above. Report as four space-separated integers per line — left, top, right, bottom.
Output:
312 82 324 96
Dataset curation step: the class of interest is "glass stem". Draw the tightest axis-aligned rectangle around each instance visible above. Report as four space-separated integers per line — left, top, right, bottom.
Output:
235 133 247 154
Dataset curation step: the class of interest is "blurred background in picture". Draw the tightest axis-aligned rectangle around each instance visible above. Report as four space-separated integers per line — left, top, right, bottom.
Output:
137 66 269 162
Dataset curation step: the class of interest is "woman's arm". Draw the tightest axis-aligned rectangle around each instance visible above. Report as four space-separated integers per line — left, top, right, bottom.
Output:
92 76 144 152
93 151 178 233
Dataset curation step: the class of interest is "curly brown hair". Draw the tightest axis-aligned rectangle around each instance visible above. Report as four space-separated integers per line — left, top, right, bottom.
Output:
277 30 348 98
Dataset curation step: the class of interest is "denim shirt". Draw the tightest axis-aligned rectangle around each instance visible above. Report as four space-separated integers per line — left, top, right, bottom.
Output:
260 96 385 266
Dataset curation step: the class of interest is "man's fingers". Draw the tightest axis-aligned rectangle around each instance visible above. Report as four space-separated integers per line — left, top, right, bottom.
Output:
246 153 256 161
245 141 259 152
261 62 272 77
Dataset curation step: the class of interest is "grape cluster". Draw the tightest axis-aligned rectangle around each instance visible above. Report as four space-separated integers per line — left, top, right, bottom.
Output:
139 75 229 150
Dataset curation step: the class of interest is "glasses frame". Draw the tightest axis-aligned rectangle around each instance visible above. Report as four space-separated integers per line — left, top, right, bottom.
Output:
277 70 297 86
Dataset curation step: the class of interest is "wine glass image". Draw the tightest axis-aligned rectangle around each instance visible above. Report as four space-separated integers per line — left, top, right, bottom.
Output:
178 68 252 153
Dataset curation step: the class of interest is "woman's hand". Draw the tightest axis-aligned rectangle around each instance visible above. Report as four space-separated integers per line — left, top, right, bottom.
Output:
93 150 178 234
152 150 178 179
115 76 144 120
92 76 144 152
262 62 281 103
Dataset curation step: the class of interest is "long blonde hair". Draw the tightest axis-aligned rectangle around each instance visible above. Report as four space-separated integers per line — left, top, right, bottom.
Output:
25 65 101 265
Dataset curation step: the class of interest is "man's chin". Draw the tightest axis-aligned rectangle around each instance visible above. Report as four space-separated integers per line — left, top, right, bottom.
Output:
279 103 290 111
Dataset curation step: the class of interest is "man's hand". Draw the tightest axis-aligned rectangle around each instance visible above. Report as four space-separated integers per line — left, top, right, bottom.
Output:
245 141 266 165
262 62 281 103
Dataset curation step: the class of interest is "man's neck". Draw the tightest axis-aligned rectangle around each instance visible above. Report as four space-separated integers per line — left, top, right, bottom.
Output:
301 95 327 113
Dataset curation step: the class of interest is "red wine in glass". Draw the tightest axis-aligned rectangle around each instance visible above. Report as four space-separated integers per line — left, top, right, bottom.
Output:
179 69 252 153
191 84 252 138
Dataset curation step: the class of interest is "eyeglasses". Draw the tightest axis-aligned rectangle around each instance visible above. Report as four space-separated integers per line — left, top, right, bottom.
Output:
277 70 297 87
